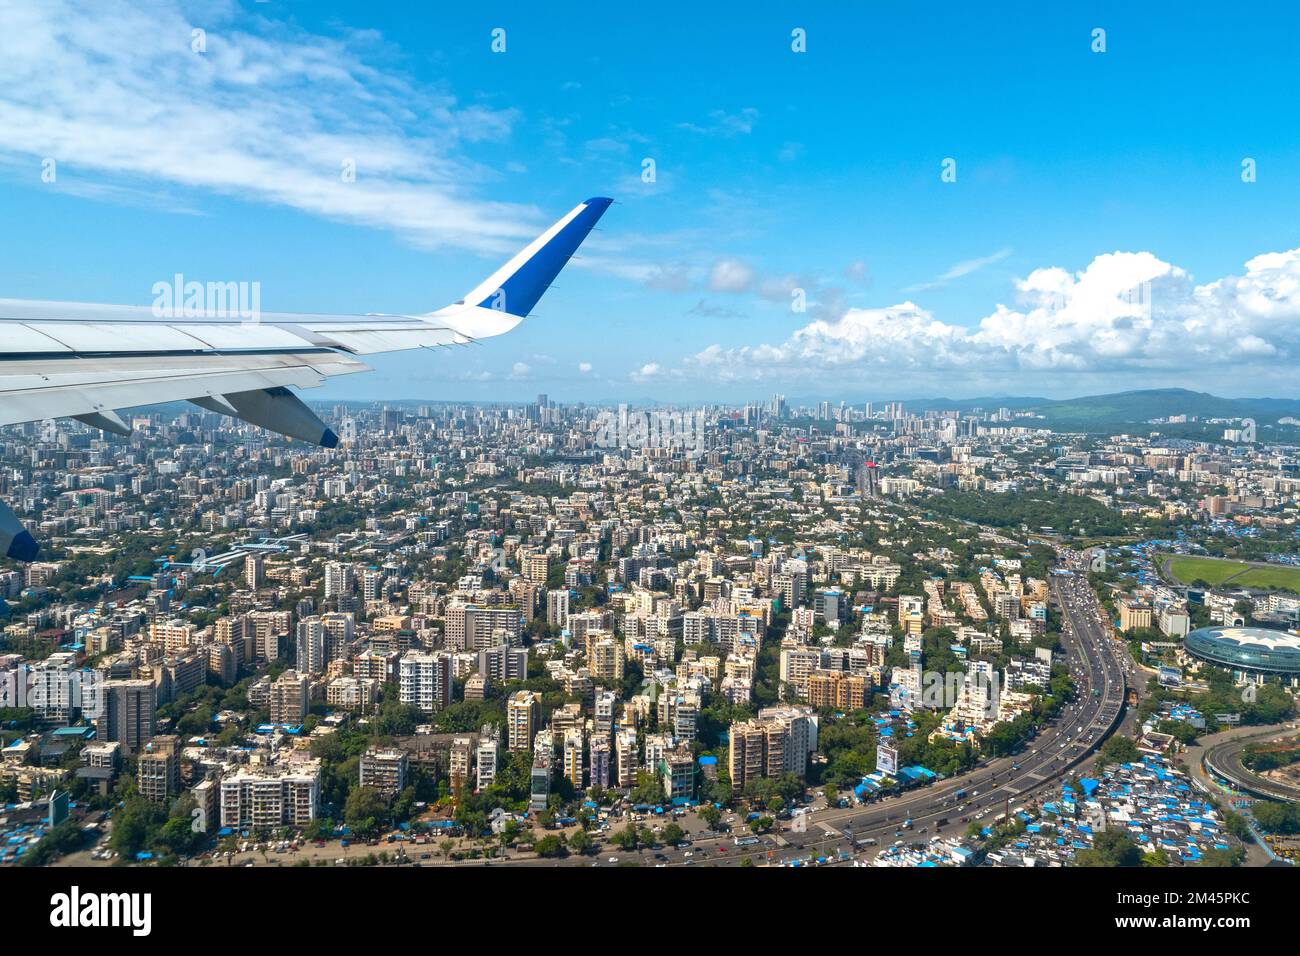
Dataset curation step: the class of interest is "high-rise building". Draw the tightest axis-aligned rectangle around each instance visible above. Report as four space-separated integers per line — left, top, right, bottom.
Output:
399 651 453 713
362 568 386 603
478 643 527 684
244 554 263 589
324 562 355 599
476 726 500 790
727 708 818 790
546 588 570 628
898 595 925 636
593 690 616 735
219 760 321 828
589 637 624 682
757 705 819 777
449 737 473 790
137 734 181 804
806 670 867 711
359 748 409 798
814 587 844 626
320 612 356 660
507 690 539 751
615 728 639 789
444 603 525 652
296 617 327 674
28 652 100 724
97 679 156 756
659 743 695 801
269 670 310 725
563 728 584 789
589 736 611 791
522 550 549 585
728 718 784 792
772 568 807 608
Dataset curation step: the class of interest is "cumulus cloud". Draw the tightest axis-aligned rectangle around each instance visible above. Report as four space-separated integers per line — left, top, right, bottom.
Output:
577 362 593 373
682 247 1300 385
709 258 756 294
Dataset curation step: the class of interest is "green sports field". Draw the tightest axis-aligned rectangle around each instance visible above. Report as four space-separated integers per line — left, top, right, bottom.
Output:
1167 555 1300 593
1233 567 1300 593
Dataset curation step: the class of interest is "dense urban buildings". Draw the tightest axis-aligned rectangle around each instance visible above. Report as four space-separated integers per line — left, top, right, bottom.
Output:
1 393 1298 873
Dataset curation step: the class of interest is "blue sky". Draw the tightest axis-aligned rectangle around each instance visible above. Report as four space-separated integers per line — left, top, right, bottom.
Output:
4 0 1300 403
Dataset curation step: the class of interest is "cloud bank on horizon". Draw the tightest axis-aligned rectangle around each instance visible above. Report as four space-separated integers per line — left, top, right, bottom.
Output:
646 246 1300 396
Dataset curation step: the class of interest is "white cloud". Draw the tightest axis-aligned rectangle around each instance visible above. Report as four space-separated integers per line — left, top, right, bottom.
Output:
0 0 545 254
709 258 756 294
577 362 593 373
679 108 759 137
681 246 1300 387
903 247 1013 293
643 263 696 293
509 361 531 379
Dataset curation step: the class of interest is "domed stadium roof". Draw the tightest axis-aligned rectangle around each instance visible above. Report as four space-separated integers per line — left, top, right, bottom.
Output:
1185 626 1300 674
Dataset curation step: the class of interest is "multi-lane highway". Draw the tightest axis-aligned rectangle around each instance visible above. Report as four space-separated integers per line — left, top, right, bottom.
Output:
660 551 1131 867
1198 724 1300 803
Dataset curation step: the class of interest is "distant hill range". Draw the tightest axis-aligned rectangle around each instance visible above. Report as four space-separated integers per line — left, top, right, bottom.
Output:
900 388 1300 429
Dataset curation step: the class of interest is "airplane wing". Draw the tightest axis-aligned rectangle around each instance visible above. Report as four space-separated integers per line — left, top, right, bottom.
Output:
0 196 612 560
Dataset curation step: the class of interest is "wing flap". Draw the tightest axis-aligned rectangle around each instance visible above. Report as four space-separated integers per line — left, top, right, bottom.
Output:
0 324 75 353
306 325 468 354
0 352 369 427
24 322 209 353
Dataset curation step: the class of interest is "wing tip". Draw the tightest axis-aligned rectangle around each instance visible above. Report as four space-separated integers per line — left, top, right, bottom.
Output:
6 530 39 562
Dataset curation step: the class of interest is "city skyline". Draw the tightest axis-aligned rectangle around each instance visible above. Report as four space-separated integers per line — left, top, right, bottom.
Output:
4 2 1300 402
0 0 1289 925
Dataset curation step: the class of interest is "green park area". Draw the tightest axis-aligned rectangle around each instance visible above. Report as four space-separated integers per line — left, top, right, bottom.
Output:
1167 555 1300 593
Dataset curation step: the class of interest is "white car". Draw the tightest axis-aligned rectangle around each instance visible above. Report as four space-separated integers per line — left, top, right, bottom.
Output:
608 857 619 863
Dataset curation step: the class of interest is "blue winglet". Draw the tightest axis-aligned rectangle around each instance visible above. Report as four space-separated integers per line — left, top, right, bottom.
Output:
476 197 612 317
